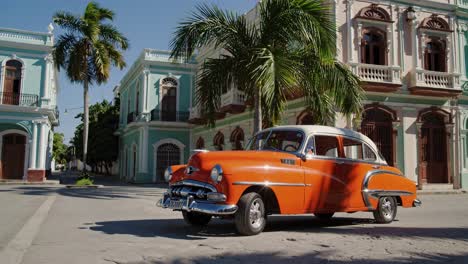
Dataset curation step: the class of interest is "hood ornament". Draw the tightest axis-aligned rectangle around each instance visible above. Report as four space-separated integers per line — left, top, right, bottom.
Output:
185 166 199 175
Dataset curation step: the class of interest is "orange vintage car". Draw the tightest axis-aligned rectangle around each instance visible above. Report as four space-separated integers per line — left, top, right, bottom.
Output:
157 125 421 235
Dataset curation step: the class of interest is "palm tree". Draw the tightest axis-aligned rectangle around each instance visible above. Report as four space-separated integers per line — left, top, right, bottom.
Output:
53 2 128 172
171 0 362 133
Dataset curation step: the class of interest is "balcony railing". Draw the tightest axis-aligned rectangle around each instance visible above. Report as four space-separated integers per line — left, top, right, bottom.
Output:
150 109 190 122
413 69 460 89
127 112 136 124
221 89 246 108
0 92 38 107
189 106 202 120
351 63 401 84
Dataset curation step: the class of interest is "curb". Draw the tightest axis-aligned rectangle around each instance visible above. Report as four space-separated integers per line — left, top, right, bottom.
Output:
0 180 60 185
65 185 103 189
417 190 467 195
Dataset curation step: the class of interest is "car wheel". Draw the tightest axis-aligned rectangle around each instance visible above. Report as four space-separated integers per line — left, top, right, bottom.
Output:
314 213 335 220
235 192 266 236
182 211 212 226
373 196 397 224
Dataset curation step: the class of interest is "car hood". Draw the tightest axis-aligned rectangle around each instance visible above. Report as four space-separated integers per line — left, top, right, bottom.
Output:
172 150 299 185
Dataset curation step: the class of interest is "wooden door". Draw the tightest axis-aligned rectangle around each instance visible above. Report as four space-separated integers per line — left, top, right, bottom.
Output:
161 87 176 121
1 134 26 179
3 62 22 105
421 115 447 183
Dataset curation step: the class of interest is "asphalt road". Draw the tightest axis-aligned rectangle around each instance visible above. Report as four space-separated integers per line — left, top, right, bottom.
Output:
0 184 467 264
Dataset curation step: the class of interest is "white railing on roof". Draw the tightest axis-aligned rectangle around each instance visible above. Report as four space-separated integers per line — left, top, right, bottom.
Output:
0 27 52 46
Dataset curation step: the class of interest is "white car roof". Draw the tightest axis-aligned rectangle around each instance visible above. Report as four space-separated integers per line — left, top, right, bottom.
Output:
265 125 380 154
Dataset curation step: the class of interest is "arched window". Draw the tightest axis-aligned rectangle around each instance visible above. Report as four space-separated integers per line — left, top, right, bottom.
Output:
196 137 205 149
230 127 244 150
161 77 178 121
356 4 391 22
296 111 316 125
213 132 224 151
156 143 180 182
424 37 446 72
3 60 23 105
361 28 386 65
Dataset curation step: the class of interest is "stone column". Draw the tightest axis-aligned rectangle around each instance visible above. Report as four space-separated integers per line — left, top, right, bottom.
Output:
37 122 48 169
346 0 354 63
459 25 467 80
140 126 149 173
41 55 53 107
403 108 419 184
29 122 38 169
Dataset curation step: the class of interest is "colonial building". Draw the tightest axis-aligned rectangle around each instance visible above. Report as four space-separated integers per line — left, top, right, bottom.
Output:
0 25 59 181
116 1 468 190
114 49 196 183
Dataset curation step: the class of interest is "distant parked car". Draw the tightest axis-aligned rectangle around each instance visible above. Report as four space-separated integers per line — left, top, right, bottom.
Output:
158 125 421 235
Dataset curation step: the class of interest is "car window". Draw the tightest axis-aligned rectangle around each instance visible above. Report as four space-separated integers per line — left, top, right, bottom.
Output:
364 144 377 161
315 135 339 158
263 130 304 153
247 130 304 153
343 138 363 160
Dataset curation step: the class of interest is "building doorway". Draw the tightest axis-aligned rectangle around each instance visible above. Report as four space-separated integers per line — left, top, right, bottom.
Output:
156 143 180 182
1 133 26 179
361 105 396 166
420 113 448 183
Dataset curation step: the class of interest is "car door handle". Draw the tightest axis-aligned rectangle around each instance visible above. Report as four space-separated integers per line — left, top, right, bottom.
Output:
372 165 381 169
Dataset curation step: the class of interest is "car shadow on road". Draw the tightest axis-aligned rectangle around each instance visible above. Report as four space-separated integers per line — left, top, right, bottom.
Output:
87 215 468 242
105 251 468 264
5 185 167 200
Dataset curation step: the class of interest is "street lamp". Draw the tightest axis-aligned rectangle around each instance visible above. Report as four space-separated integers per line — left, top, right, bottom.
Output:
64 106 84 114
406 7 416 21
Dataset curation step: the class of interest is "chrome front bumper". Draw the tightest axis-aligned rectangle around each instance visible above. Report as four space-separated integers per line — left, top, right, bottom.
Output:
157 194 238 215
413 198 422 207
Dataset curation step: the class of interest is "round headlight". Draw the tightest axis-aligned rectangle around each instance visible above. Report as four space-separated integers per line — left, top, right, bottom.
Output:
164 167 173 182
210 164 223 183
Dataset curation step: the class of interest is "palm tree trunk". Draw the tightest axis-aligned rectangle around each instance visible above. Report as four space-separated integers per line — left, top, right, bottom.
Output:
83 79 89 173
253 87 262 134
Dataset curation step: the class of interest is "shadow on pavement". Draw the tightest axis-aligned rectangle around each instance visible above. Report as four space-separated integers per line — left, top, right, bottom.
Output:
4 185 167 200
104 251 468 264
88 215 468 242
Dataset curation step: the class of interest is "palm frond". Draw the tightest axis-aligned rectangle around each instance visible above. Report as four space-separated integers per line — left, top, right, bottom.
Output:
250 47 300 125
196 56 236 126
53 11 83 33
53 33 78 70
99 24 129 50
170 3 254 62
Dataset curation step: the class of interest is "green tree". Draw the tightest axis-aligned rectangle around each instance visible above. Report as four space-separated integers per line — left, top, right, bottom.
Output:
53 2 128 172
170 0 363 133
71 99 119 174
52 133 68 165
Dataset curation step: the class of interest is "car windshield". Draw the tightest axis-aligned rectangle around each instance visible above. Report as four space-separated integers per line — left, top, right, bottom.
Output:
246 130 304 153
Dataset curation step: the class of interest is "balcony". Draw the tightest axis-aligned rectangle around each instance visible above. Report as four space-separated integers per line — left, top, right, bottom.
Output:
150 109 190 122
409 69 462 97
0 92 38 107
188 106 206 124
220 89 246 114
127 112 136 124
350 63 401 92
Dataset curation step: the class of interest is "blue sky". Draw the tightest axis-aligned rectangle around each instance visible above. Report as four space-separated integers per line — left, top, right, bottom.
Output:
1 0 257 143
